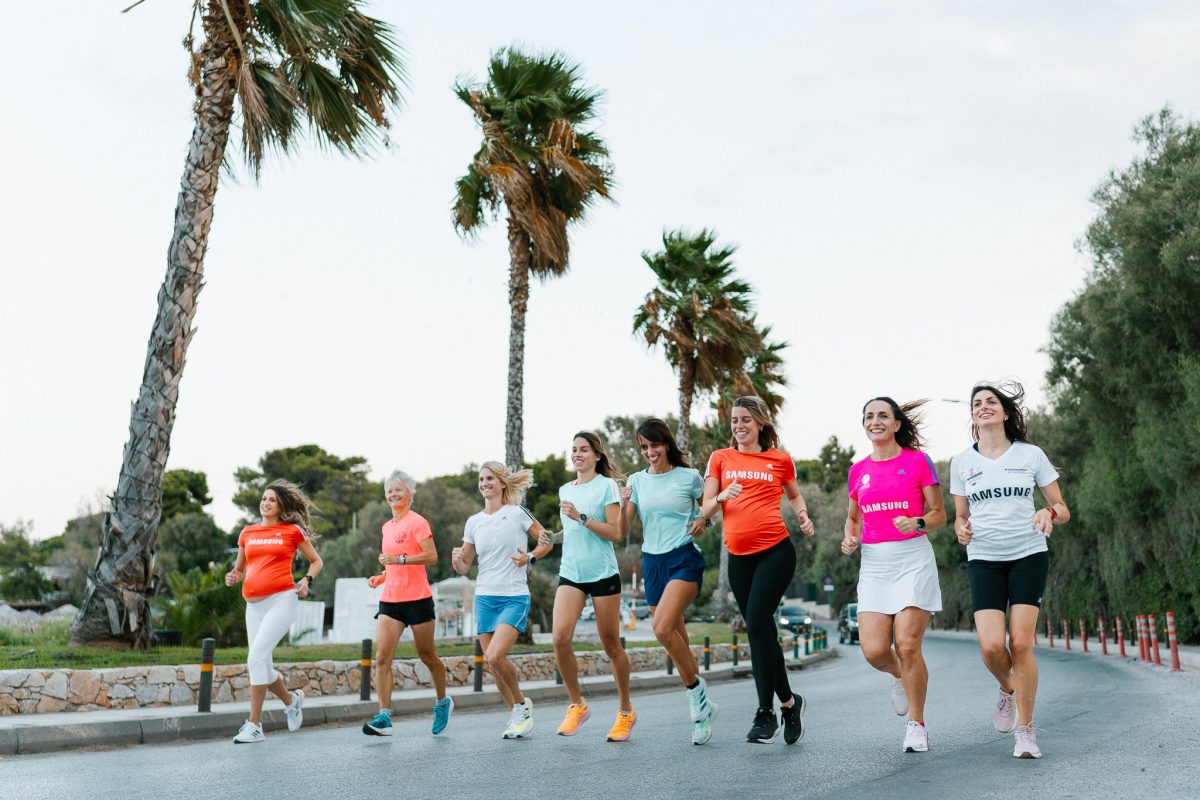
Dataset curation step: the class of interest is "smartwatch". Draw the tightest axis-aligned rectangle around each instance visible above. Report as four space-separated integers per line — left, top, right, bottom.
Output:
916 518 926 531
578 513 589 527
528 555 538 565
302 574 315 585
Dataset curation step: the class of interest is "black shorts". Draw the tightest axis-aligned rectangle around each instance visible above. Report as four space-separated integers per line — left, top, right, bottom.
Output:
968 552 1049 612
375 597 435 626
558 573 622 598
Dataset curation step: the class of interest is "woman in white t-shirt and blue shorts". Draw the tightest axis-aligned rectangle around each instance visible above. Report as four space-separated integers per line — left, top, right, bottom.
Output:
950 382 1070 760
451 461 553 739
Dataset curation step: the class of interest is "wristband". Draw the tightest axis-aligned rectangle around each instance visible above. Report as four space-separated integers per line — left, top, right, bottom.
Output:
400 555 407 566
1046 506 1058 521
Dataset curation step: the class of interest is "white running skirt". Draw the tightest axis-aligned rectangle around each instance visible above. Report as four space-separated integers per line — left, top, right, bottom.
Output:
857 535 942 614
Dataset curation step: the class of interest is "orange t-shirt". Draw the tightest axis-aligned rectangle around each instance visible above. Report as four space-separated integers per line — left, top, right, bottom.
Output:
705 448 796 555
380 512 434 603
238 523 307 599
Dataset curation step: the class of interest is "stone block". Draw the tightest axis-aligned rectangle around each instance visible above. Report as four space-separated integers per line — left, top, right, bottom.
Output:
134 685 159 705
22 672 46 689
41 672 69 700
171 682 194 705
147 666 176 685
68 672 102 705
36 695 67 713
107 684 135 700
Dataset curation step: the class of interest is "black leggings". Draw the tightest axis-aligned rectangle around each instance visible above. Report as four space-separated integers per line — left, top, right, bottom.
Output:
728 537 796 710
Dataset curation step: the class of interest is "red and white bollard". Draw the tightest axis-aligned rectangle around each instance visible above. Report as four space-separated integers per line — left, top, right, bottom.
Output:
1116 615 1126 658
1137 615 1149 662
1149 614 1162 666
1166 612 1183 672
1080 618 1088 652
1098 617 1108 655
1047 618 1054 648
1063 619 1072 651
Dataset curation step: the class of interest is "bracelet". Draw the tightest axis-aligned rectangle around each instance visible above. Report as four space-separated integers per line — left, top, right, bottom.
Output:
400 555 408 566
1046 506 1058 521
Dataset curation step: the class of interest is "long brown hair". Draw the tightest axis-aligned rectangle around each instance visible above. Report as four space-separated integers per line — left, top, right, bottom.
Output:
264 480 319 539
636 418 691 468
862 397 929 450
573 431 626 482
729 396 781 451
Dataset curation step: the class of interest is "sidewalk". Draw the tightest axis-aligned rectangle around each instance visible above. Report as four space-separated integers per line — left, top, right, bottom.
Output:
0 649 837 756
925 627 1200 668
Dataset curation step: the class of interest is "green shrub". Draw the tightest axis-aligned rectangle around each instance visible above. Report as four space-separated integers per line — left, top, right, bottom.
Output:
156 567 246 646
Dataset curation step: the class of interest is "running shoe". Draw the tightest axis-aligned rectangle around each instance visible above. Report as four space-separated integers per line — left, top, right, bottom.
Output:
1013 724 1042 759
233 720 264 744
902 719 930 753
556 702 591 736
993 689 1017 733
363 710 393 736
890 678 909 716
606 708 637 742
746 707 780 744
285 689 304 732
780 695 806 745
432 696 454 735
504 697 534 739
692 700 717 746
687 678 714 722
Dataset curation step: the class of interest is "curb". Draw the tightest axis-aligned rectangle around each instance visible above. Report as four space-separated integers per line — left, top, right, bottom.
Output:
0 649 836 756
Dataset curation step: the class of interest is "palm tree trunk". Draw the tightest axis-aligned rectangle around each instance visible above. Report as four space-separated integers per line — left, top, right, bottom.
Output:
676 357 694 455
505 212 532 469
70 12 237 647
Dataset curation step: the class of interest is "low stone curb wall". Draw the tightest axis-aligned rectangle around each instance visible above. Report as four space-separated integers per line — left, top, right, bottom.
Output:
0 643 750 716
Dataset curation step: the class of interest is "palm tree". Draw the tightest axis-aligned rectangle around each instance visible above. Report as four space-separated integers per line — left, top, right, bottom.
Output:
633 229 761 454
452 48 614 468
714 321 790 421
71 0 406 647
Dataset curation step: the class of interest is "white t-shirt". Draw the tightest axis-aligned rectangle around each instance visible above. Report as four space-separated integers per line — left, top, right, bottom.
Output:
463 504 535 596
950 441 1060 562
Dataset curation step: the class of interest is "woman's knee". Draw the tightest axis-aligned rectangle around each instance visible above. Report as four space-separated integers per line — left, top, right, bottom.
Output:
1009 637 1034 659
895 636 922 662
979 638 1008 662
486 651 509 673
552 629 574 651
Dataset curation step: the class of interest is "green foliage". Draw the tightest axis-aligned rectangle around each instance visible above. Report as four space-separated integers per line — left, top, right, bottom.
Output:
0 521 52 601
157 512 231 575
157 568 247 647
312 500 390 603
1040 108 1200 642
233 444 376 539
161 469 212 522
524 453 572 530
814 436 856 494
48 512 103 602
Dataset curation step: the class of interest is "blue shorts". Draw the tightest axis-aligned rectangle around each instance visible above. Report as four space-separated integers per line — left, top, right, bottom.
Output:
475 594 531 634
642 541 706 607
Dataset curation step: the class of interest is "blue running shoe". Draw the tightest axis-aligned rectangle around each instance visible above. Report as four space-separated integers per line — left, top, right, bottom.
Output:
432 696 454 735
363 710 393 736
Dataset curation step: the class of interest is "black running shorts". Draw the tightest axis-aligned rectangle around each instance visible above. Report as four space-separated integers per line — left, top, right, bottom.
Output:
375 597 436 626
968 551 1049 612
558 573 622 598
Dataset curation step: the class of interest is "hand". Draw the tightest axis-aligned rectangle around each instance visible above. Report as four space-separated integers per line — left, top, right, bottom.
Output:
619 485 633 503
718 480 743 503
892 516 918 534
538 531 553 548
510 549 529 567
295 578 310 598
956 517 973 545
687 517 707 538
797 509 815 537
224 569 243 587
377 553 393 566
560 500 581 521
1032 509 1055 536
840 535 859 555
367 574 385 589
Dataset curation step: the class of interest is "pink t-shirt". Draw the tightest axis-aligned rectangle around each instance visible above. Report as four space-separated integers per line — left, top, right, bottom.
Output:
847 449 939 544
380 512 434 603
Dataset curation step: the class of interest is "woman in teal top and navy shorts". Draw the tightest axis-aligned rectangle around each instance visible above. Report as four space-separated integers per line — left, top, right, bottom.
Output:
618 418 716 745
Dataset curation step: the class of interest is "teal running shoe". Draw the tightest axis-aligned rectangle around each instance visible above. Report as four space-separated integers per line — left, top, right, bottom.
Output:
432 696 454 735
363 710 393 736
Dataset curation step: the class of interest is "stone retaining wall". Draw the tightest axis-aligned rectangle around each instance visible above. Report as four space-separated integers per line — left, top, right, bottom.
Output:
0 643 749 716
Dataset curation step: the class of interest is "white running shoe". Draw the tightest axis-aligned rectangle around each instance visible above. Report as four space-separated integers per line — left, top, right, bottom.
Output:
891 678 909 716
233 720 264 744
902 719 930 753
286 689 305 732
1013 724 1042 759
503 698 534 739
687 677 714 723
993 689 1017 733
692 699 717 745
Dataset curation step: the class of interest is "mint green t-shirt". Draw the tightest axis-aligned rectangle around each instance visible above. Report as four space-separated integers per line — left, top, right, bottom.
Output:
558 475 621 583
628 467 704 555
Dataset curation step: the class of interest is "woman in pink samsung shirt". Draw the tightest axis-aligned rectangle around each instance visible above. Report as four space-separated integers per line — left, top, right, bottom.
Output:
841 397 946 754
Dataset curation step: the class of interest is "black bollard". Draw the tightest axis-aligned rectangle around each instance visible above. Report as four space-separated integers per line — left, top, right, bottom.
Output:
732 634 739 667
360 639 372 701
474 638 485 693
703 636 711 671
666 654 674 675
197 637 215 712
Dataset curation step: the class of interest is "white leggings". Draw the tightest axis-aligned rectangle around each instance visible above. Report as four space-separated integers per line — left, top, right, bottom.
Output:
245 589 298 686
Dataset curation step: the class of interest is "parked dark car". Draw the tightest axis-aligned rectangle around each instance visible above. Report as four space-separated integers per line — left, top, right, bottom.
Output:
775 604 813 634
838 603 859 644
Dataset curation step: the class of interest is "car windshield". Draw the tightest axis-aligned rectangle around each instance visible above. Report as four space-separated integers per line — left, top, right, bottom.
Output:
849 606 858 620
779 606 805 617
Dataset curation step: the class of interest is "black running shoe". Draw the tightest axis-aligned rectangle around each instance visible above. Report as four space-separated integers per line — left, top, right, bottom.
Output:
780 695 806 745
746 707 780 743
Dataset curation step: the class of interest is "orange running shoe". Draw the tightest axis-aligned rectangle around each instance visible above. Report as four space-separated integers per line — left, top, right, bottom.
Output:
556 703 591 736
606 708 637 742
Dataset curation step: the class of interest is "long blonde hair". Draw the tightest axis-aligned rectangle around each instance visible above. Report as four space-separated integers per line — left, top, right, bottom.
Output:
264 480 319 539
481 461 534 506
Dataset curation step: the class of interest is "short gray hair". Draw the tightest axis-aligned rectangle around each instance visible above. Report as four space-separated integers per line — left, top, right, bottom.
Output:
384 469 416 493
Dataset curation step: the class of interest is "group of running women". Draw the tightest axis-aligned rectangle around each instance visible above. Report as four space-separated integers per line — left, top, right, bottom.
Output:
224 382 1068 760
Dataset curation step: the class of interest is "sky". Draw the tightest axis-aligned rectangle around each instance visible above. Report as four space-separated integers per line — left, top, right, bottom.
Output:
2 1 1199 539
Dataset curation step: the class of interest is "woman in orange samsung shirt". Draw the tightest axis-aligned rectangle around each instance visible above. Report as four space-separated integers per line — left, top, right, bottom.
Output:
701 396 815 746
224 480 323 744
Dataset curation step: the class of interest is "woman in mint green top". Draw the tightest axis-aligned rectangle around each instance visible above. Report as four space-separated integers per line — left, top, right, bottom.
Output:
617 418 715 745
551 430 636 742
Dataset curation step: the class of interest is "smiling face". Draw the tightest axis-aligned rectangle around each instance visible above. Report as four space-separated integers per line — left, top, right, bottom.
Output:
259 489 280 521
638 435 669 470
385 479 412 510
862 400 901 445
571 436 600 474
730 405 762 449
971 389 1006 431
478 467 502 501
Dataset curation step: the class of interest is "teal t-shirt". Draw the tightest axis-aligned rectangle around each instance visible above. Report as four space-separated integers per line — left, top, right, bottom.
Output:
628 467 704 555
558 475 621 583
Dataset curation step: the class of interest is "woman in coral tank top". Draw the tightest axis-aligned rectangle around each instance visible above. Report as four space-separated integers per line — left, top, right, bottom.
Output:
224 480 323 744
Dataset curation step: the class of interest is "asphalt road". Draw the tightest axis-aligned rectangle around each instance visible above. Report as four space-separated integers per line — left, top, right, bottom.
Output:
7 632 1198 800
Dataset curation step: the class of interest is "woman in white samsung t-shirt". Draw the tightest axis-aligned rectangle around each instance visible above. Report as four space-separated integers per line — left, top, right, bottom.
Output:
451 461 553 739
950 382 1070 760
